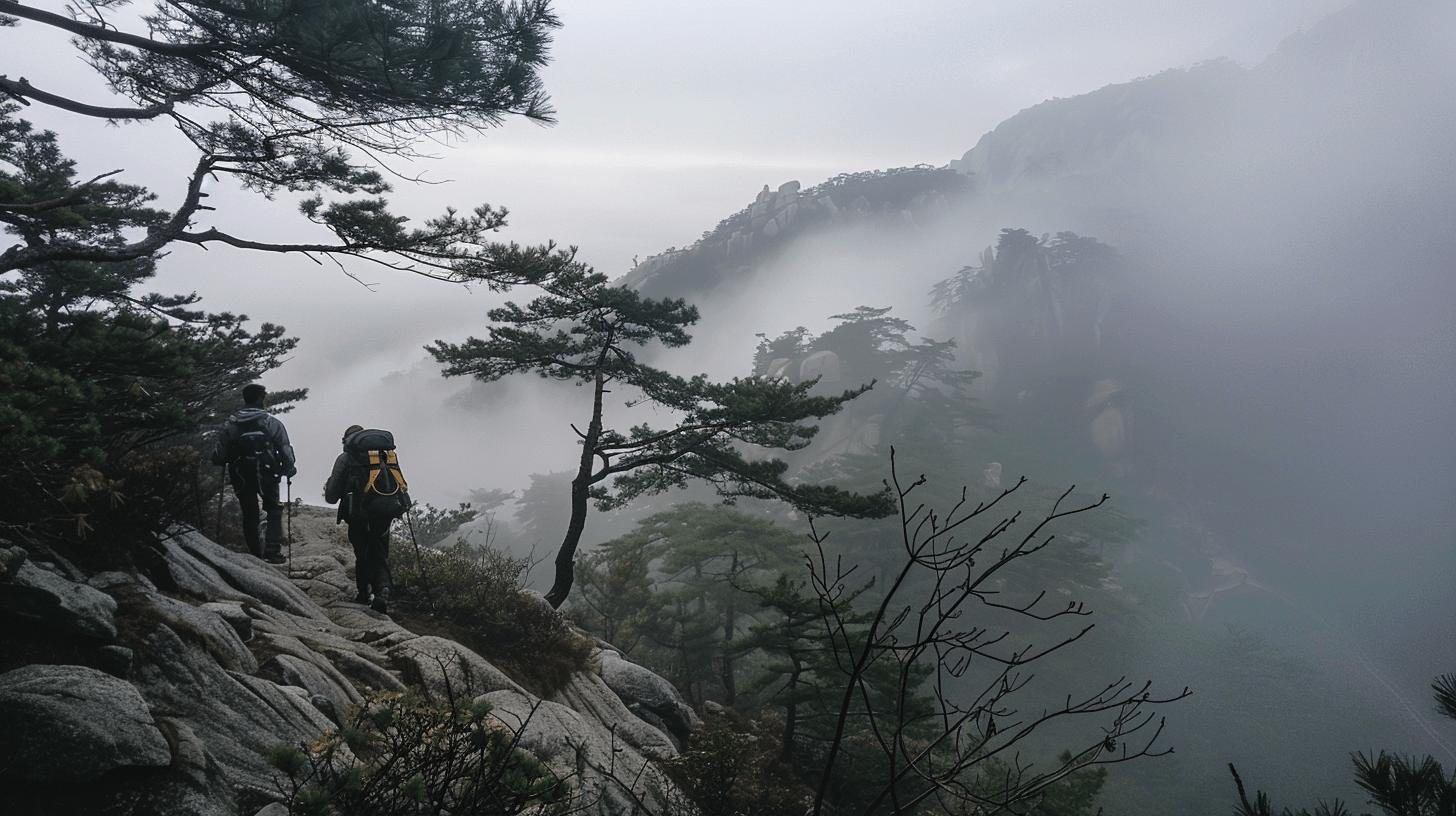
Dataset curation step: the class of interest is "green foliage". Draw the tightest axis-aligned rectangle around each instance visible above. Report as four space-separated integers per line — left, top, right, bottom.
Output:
406 502 480 549
1231 672 1456 816
754 305 986 452
572 531 665 653
1353 753 1456 816
391 539 591 694
928 229 1120 437
571 502 802 703
431 263 892 606
2 1 572 283
659 713 814 816
269 691 573 815
731 572 862 756
633 165 968 297
1433 675 1456 722
0 107 301 556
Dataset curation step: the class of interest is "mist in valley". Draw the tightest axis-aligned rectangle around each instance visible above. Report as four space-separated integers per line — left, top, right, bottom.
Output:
5 0 1455 812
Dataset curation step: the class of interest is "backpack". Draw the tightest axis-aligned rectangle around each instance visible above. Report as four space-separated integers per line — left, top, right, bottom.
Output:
345 429 412 522
228 414 280 477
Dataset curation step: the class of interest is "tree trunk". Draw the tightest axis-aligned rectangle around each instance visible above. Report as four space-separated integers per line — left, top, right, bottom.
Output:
721 550 739 705
544 365 606 608
784 657 801 758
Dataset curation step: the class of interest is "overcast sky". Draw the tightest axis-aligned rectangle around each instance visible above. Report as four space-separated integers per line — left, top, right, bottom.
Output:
7 0 1350 277
2 0 1353 501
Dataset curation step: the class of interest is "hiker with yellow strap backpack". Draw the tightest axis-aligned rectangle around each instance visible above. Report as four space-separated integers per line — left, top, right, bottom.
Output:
324 425 413 613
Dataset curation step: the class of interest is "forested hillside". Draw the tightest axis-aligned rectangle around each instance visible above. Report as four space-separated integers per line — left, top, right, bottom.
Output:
4 0 1454 814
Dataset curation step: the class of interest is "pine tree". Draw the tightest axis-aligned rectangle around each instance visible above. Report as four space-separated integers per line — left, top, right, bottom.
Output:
1 110 301 547
734 573 846 758
1232 673 1456 816
428 266 894 607
1 0 572 287
571 531 664 654
637 502 801 704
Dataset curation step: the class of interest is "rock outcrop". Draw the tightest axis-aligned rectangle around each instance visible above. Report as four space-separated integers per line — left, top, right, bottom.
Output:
0 546 118 641
618 167 967 298
599 649 702 750
0 663 172 782
0 507 691 816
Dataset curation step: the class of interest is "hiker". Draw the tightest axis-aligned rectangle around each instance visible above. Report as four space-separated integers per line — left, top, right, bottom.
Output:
324 425 410 613
211 383 296 564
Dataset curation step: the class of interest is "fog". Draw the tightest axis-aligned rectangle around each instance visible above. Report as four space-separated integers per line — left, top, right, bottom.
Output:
7 0 1456 807
2 0 1358 504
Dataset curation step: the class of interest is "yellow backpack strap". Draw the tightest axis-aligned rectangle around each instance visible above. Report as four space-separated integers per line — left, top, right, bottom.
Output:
364 450 383 494
388 451 407 493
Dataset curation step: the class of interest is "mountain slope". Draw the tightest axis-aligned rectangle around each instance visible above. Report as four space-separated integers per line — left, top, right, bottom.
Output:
0 509 690 815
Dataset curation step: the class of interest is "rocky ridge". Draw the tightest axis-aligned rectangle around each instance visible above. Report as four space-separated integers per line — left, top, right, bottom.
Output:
619 165 968 298
0 506 694 815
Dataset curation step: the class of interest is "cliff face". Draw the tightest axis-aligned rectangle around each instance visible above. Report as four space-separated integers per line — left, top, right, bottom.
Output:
0 507 692 816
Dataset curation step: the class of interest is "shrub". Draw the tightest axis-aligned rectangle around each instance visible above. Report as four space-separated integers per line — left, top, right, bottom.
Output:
659 712 813 816
268 691 574 816
392 539 593 694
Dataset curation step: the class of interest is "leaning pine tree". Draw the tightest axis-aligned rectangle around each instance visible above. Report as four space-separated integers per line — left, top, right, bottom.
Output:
429 265 894 607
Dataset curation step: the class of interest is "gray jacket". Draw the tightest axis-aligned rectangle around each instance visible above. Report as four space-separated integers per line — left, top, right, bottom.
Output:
323 451 352 505
210 408 297 476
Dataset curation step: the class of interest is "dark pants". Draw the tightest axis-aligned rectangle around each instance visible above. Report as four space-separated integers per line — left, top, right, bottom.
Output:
230 466 283 559
348 517 391 596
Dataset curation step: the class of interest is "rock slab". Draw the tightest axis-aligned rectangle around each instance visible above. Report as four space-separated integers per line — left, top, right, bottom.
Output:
0 663 171 782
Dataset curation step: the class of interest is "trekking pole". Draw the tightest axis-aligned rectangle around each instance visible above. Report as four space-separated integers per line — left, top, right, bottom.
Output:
286 477 294 574
405 510 436 612
216 464 226 540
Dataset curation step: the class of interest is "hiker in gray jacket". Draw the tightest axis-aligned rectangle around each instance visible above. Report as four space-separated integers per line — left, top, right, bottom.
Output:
210 383 296 563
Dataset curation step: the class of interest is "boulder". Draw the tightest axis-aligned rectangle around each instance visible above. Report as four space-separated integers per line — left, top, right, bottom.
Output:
329 648 407 693
481 688 677 816
776 201 799 229
96 644 135 678
257 654 363 725
132 624 334 799
0 664 171 782
201 601 253 641
765 357 796 381
799 349 842 385
147 592 258 673
114 716 237 816
550 668 677 758
388 635 525 699
597 650 701 749
158 536 254 606
251 627 401 697
0 545 26 580
0 559 118 641
88 570 156 593
169 529 324 620
103 579 257 674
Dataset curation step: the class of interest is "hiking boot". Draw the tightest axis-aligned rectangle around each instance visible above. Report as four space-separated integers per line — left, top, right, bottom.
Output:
370 587 390 615
352 590 371 604
264 553 287 565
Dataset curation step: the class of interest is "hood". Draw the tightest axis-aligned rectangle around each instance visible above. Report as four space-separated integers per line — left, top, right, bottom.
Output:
228 407 271 422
